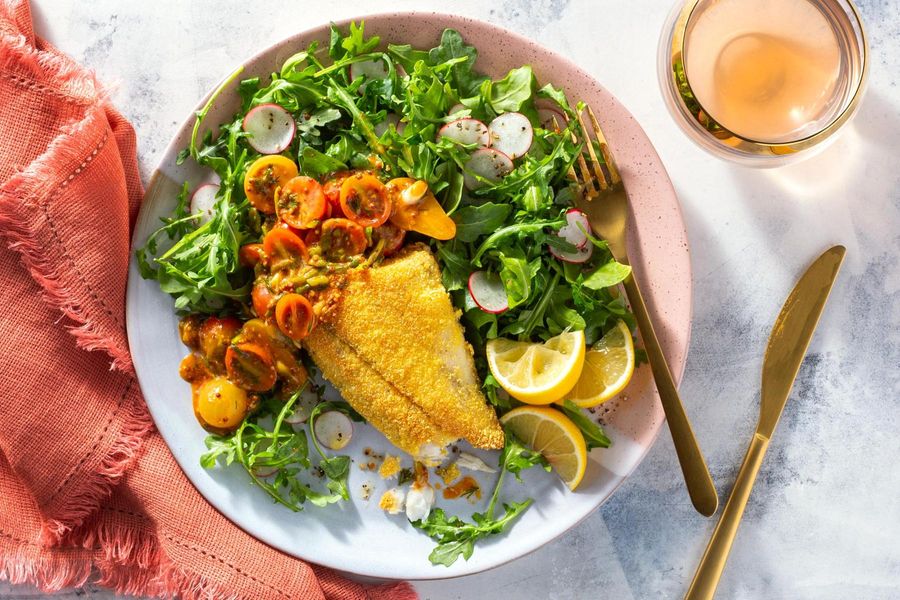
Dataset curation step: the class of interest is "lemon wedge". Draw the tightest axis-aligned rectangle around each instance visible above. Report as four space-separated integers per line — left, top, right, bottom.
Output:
500 406 588 490
564 320 635 408
486 330 585 405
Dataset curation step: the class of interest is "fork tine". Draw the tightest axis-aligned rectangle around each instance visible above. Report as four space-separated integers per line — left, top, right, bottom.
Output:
586 105 621 185
575 109 609 191
568 120 598 198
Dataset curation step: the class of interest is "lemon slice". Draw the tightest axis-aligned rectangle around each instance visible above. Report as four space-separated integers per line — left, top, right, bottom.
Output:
486 330 586 405
565 320 635 408
500 406 588 490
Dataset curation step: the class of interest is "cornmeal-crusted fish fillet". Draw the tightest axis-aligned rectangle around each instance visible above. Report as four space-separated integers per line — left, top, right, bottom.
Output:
305 244 504 453
304 329 454 458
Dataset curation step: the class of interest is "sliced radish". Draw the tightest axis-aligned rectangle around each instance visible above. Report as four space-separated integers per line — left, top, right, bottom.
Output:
252 465 278 478
559 208 591 249
374 113 400 137
448 103 467 116
438 118 490 147
283 386 319 424
537 106 567 129
314 410 353 450
350 58 388 93
190 184 219 225
468 271 509 314
242 103 295 154
463 148 514 190
549 235 594 263
488 112 533 159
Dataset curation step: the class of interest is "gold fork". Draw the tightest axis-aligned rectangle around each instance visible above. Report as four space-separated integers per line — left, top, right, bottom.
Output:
564 106 718 517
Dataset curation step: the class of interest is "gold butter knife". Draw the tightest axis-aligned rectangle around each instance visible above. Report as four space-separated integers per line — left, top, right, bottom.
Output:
684 245 846 600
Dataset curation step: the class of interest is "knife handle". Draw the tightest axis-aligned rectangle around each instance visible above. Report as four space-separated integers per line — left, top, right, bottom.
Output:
685 433 770 600
622 273 719 517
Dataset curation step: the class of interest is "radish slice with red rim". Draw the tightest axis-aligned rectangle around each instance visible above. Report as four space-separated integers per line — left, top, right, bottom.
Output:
190 184 219 225
488 112 533 159
468 271 509 314
314 410 353 450
438 118 490 147
463 148 513 190
537 106 567 129
550 221 594 263
242 104 295 155
558 208 591 249
283 386 319 424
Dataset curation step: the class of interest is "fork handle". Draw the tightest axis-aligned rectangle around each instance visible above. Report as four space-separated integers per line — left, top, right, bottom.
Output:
622 272 719 517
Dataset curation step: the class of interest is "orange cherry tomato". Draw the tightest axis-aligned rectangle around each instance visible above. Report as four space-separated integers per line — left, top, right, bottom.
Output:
303 227 322 247
387 177 456 240
275 293 316 341
263 224 309 267
375 221 406 256
225 342 277 392
320 218 368 262
198 316 242 368
276 176 326 229
340 173 391 227
243 155 298 214
239 243 266 268
251 279 276 319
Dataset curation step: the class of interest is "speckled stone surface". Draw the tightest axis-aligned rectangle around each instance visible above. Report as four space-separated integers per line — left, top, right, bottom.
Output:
4 0 900 598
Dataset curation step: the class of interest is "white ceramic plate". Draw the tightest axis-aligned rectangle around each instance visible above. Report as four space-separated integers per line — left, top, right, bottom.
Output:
126 12 692 580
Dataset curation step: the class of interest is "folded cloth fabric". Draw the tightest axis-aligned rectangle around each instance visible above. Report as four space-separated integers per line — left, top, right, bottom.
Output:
0 2 416 598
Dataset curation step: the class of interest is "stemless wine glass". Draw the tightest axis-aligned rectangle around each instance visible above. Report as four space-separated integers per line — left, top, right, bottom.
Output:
658 0 868 167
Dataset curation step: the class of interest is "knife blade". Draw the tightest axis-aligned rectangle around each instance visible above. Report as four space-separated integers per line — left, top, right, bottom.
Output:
685 245 845 600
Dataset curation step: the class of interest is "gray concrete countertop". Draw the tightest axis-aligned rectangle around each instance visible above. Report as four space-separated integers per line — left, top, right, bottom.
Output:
4 0 899 598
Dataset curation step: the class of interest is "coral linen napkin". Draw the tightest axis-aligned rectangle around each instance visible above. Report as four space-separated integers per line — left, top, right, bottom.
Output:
0 2 416 598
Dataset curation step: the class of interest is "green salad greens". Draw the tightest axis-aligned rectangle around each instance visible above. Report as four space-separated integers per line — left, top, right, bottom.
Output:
138 22 632 567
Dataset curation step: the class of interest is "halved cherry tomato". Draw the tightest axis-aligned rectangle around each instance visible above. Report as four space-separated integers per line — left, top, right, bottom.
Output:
276 176 326 229
194 376 250 433
251 279 276 320
263 224 309 268
234 319 308 389
387 177 456 240
323 171 351 210
320 218 368 262
244 155 298 214
303 227 322 247
375 221 406 256
225 342 277 392
340 173 391 227
239 243 266 268
275 294 316 341
198 316 241 368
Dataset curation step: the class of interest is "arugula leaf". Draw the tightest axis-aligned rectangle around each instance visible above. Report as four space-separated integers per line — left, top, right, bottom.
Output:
428 29 486 97
583 260 632 290
452 202 512 243
298 146 347 178
560 400 611 450
487 66 536 113
498 247 540 309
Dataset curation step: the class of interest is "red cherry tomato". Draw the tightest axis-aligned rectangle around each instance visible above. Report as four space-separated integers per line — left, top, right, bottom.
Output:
320 218 368 262
323 171 351 210
276 176 326 229
263 223 309 267
375 221 406 256
340 173 391 227
251 280 276 320
239 243 266 268
225 342 277 392
275 293 316 341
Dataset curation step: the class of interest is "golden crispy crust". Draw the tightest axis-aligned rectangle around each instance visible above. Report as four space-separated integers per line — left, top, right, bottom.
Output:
311 244 504 450
305 326 455 456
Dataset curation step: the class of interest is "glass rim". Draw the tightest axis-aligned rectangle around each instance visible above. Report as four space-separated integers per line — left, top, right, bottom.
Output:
669 0 870 150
